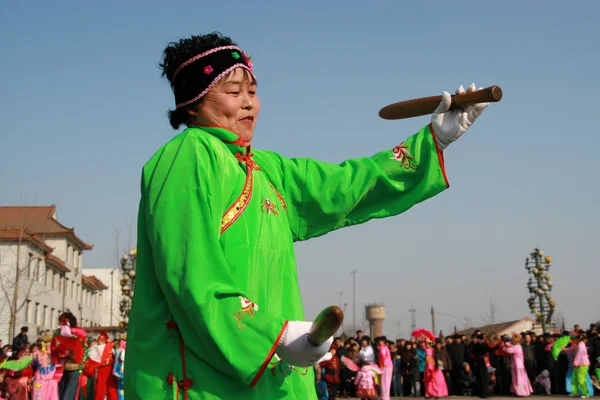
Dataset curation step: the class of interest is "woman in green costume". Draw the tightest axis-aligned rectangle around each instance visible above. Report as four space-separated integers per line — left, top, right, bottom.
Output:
124 32 489 400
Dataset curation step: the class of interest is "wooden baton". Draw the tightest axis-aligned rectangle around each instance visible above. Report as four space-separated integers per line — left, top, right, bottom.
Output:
378 85 503 120
307 305 344 346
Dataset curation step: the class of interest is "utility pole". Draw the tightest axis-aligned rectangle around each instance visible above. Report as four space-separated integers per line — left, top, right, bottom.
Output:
431 306 436 334
349 270 357 335
110 269 114 326
409 303 417 333
338 292 343 308
342 302 348 335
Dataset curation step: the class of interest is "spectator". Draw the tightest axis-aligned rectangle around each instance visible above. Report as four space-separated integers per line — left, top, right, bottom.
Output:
459 362 477 396
12 326 29 352
534 370 551 395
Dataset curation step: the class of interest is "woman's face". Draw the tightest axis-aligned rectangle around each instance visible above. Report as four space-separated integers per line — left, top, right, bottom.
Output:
192 68 260 143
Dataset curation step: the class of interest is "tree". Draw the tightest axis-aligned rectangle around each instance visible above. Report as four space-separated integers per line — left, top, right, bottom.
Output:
0 226 48 341
554 310 566 332
462 317 474 330
480 298 499 325
395 318 403 340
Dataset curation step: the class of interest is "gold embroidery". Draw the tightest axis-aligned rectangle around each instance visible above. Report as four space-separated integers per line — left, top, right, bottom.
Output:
262 199 279 215
234 296 259 329
268 182 287 211
221 153 259 233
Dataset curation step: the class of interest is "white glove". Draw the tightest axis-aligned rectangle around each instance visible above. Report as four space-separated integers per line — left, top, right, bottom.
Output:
276 321 333 367
431 82 488 151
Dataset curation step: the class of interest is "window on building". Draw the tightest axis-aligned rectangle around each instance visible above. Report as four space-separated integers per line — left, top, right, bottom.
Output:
70 280 74 298
43 305 48 327
25 300 31 323
51 308 55 326
45 265 50 286
52 271 56 290
34 303 40 325
67 244 71 265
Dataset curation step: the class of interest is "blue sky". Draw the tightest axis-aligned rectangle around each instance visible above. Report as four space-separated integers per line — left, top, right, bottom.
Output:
1 1 598 338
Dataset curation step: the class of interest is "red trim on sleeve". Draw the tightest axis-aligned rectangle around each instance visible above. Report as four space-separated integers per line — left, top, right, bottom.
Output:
428 123 450 188
249 321 289 388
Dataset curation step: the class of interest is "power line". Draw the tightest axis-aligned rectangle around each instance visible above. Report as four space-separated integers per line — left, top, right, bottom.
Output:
433 310 489 326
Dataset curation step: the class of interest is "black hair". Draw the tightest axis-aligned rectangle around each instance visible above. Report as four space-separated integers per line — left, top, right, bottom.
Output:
159 32 236 130
59 311 78 327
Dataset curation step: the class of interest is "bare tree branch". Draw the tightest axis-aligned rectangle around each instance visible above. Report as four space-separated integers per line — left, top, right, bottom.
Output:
479 298 499 325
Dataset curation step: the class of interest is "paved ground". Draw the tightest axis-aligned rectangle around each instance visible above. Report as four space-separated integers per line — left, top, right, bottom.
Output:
381 397 593 400
380 395 600 400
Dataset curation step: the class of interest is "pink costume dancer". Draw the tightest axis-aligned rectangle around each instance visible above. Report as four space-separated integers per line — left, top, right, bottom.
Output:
503 336 533 397
422 341 448 398
31 346 58 400
355 364 378 399
378 340 393 400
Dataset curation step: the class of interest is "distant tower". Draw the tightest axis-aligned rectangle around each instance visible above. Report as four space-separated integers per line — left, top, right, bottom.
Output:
365 303 386 338
409 303 417 333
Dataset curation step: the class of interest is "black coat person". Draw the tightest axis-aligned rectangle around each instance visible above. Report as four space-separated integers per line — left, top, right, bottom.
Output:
12 326 29 352
447 335 467 394
469 332 491 399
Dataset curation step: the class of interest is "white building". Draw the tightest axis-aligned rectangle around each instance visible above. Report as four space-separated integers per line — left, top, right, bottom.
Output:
456 317 544 338
0 205 108 344
83 268 122 327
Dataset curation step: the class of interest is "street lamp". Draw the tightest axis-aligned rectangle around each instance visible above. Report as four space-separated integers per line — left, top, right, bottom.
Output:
524 248 556 333
119 248 137 331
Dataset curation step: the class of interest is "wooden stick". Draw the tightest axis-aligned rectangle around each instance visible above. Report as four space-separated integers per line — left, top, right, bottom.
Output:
307 306 344 346
379 85 503 120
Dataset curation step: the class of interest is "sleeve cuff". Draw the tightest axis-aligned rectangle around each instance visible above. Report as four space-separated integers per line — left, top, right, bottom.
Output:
249 321 289 388
428 123 450 188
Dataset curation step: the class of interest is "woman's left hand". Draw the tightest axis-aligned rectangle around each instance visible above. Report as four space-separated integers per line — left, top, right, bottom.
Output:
431 82 488 151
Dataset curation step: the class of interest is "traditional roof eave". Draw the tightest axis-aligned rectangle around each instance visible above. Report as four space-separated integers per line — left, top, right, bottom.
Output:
0 205 93 250
82 275 108 291
0 228 54 253
45 253 71 273
42 231 94 251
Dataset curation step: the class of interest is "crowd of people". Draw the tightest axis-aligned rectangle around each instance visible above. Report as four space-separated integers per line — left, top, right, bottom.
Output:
2 317 599 400
0 313 125 400
315 324 600 399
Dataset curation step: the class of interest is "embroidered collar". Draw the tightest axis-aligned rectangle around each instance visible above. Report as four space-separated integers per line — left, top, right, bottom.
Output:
191 124 250 155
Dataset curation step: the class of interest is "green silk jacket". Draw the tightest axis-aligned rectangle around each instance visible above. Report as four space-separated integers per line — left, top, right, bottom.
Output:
124 124 449 399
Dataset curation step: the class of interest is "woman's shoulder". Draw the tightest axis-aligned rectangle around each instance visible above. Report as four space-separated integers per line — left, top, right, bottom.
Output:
142 127 233 179
152 127 228 160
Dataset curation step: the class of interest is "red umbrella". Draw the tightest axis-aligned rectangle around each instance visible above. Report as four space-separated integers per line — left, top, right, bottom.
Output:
411 328 436 341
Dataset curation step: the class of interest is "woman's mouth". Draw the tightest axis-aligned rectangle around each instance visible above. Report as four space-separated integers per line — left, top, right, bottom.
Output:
239 116 254 125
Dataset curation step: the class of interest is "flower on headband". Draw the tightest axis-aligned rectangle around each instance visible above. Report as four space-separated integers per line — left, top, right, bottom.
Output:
242 51 253 71
231 51 241 60
204 65 213 75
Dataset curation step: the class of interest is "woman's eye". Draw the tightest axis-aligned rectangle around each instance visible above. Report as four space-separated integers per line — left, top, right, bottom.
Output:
229 91 240 95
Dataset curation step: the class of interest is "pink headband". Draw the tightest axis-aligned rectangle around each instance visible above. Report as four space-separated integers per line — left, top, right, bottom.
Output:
171 45 255 109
